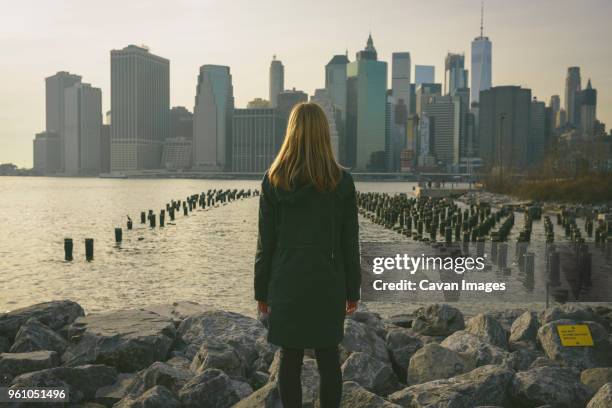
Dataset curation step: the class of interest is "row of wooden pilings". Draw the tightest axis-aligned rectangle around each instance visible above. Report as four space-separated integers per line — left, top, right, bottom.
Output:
63 188 259 261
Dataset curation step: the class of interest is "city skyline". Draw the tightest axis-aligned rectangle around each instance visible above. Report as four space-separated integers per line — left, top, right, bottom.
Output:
1 0 611 167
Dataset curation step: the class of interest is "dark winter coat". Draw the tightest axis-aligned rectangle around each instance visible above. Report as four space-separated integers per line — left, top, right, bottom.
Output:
254 170 361 349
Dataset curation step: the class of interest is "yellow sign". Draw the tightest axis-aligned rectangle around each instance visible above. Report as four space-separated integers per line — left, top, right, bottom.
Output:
557 324 594 347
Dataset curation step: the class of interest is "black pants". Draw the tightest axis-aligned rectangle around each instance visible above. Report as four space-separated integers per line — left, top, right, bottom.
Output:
278 346 342 408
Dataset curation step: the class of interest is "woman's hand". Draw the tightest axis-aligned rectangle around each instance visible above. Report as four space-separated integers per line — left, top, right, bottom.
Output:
346 300 358 315
257 301 269 314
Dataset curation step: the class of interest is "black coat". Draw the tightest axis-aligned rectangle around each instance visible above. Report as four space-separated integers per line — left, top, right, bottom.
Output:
254 170 361 349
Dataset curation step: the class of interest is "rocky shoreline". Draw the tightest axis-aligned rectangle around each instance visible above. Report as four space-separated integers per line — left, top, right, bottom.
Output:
1 301 612 407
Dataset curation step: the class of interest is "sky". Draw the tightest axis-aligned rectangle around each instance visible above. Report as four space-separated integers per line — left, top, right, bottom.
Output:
1 0 611 167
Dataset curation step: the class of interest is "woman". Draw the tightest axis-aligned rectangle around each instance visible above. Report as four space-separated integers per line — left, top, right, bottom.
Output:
254 102 361 407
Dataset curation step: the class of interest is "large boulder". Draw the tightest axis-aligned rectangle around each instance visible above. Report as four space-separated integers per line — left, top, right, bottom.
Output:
0 350 59 377
465 313 508 349
340 318 389 364
178 368 244 408
505 347 540 372
347 311 387 338
537 319 611 370
94 373 135 406
232 381 281 408
268 352 320 407
407 343 475 384
540 304 599 325
509 366 593 408
126 361 193 396
587 382 612 408
385 328 423 382
341 381 403 407
0 336 9 353
341 351 401 396
0 300 84 340
114 385 179 408
142 301 213 325
411 304 465 336
581 368 612 393
441 331 508 367
10 318 68 354
385 314 413 329
486 308 527 332
509 311 540 349
190 339 247 379
61 309 176 372
389 365 514 408
11 364 117 402
177 310 266 367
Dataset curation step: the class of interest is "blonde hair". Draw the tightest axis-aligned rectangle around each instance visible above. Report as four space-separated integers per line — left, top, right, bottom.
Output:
269 102 342 192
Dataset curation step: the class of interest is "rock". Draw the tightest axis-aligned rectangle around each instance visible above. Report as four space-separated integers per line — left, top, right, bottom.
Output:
126 361 193 396
341 351 401 396
10 318 68 354
581 368 612 393
386 314 413 329
177 310 266 367
486 308 527 332
114 385 179 408
509 311 540 350
407 343 475 384
389 365 514 408
165 355 191 371
11 364 117 402
249 371 269 390
529 357 560 369
94 373 135 406
505 347 539 371
178 368 243 408
593 306 612 332
142 301 213 325
510 366 593 408
0 350 59 377
411 304 465 336
537 319 611 370
587 382 612 408
231 379 254 399
340 318 389 364
0 300 84 340
441 331 508 367
465 313 509 349
268 352 320 407
540 304 598 324
232 381 281 408
61 309 176 372
0 336 9 352
190 339 247 379
385 328 423 382
252 336 278 373
340 381 403 407
348 311 387 338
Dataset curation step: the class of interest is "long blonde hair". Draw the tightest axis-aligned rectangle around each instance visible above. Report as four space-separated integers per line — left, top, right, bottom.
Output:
269 102 342 192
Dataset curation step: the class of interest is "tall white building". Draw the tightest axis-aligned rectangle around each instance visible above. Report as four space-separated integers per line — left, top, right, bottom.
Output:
470 3 492 104
64 83 102 175
110 45 169 171
311 88 340 159
193 65 234 171
269 56 284 108
415 65 435 87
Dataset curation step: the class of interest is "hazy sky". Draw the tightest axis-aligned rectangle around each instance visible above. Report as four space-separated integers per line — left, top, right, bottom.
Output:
1 0 611 167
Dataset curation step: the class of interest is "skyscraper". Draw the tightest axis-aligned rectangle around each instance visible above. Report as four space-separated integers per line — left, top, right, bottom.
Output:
269 56 284 108
444 53 468 96
45 71 82 171
391 52 411 172
415 65 435 87
276 88 308 121
470 3 492 105
392 52 411 115
33 131 61 175
565 66 582 127
110 45 169 171
311 89 340 159
325 54 349 163
422 95 462 167
346 34 388 171
529 97 546 167
193 65 234 171
170 106 193 139
232 108 285 173
580 79 597 138
415 83 442 116
63 83 102 175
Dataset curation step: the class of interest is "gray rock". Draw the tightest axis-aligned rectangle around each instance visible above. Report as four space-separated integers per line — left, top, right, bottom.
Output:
141 301 213 325
509 310 540 349
177 310 266 367
411 304 465 336
10 318 68 354
440 330 508 367
0 350 59 377
389 364 514 408
114 385 179 408
529 356 560 369
61 309 176 372
190 339 247 379
126 361 193 396
0 300 84 340
231 379 254 399
164 355 191 371
385 328 423 382
252 336 278 373
587 382 612 408
348 310 387 338
505 347 540 371
340 318 389 364
386 314 413 329
465 313 508 349
341 351 401 396
407 343 475 384
537 319 611 370
249 370 269 390
232 381 281 408
340 381 403 407
94 373 136 406
510 366 593 408
0 336 9 353
486 308 527 332
540 304 598 324
11 364 117 402
581 368 612 393
268 352 320 407
178 368 242 408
